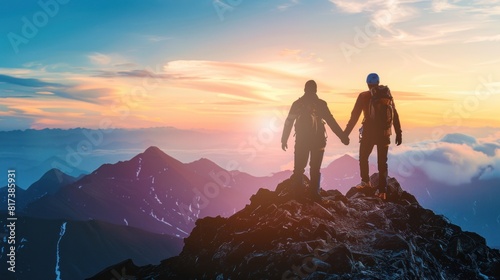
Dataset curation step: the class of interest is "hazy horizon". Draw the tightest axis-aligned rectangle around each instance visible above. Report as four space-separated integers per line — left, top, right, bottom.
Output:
1 126 499 184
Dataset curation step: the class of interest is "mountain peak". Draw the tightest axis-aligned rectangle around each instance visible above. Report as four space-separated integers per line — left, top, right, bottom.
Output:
325 154 358 170
185 158 225 175
41 168 66 179
90 175 500 279
143 146 165 156
27 168 76 194
337 153 356 162
138 146 186 169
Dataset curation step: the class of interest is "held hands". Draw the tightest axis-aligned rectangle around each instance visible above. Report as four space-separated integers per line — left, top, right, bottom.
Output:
395 133 402 146
282 142 288 151
341 134 350 146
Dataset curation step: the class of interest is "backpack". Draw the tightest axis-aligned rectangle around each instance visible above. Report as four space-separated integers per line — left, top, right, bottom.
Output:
368 85 394 136
294 97 326 141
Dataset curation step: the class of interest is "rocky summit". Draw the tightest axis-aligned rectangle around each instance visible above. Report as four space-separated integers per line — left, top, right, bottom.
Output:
89 175 500 280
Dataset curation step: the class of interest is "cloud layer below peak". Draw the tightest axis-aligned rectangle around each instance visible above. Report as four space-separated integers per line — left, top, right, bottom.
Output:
389 133 500 186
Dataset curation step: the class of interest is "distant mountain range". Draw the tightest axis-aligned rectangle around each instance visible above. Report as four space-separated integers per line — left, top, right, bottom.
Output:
21 147 301 237
0 146 369 279
11 146 372 237
1 145 499 279
0 127 241 188
2 145 499 246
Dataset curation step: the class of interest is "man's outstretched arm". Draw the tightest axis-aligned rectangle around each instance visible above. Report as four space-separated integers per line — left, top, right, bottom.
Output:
344 94 364 137
393 101 402 145
322 103 349 145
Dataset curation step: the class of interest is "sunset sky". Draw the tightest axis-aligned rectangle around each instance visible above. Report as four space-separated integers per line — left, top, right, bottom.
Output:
1 0 499 134
2 1 500 251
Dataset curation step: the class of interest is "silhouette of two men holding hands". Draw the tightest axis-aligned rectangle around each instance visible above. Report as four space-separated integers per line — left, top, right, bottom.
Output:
281 74 402 201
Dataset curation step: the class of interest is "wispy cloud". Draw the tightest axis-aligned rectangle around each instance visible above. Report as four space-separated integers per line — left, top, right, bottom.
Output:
0 74 62 88
0 58 325 129
475 58 500 66
330 0 499 46
162 59 319 103
88 52 133 67
88 53 112 65
143 35 173 43
431 0 461 13
328 0 379 14
279 48 302 57
277 0 300 11
279 48 324 63
95 69 171 79
466 34 500 43
0 72 115 105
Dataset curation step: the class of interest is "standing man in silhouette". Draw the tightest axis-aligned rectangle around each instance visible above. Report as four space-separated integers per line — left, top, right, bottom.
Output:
281 80 349 201
344 73 402 200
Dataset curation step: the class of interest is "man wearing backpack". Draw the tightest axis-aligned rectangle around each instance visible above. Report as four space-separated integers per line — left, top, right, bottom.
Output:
344 73 402 200
281 80 349 201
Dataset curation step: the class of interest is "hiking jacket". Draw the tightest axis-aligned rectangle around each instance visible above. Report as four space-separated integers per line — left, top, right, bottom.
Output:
281 93 344 145
344 88 402 139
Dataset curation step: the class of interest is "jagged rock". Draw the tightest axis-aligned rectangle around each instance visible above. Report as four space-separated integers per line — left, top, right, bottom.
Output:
89 176 500 280
325 244 354 274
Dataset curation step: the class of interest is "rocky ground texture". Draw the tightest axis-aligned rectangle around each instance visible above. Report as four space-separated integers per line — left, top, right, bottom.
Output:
90 175 500 280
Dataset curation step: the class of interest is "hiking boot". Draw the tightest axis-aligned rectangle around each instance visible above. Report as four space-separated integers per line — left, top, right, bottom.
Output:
356 181 372 189
308 173 322 202
309 191 322 202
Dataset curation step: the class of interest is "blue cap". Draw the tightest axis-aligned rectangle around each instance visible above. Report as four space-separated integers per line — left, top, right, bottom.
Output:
366 73 380 84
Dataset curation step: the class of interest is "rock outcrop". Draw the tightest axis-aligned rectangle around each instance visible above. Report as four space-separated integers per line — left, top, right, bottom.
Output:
89 175 500 280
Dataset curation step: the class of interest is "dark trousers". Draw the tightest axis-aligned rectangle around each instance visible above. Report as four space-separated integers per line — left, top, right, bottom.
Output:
359 135 389 193
292 139 325 193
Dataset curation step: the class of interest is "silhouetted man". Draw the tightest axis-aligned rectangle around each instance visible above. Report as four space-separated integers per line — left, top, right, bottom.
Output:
344 73 402 200
281 80 349 200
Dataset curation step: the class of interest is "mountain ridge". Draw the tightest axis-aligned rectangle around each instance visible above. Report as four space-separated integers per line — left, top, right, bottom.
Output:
23 146 300 237
3 146 499 279
89 175 500 279
18 147 500 248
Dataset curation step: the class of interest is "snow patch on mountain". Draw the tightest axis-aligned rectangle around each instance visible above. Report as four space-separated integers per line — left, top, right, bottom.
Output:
149 210 173 227
55 222 67 280
136 157 142 178
154 194 162 205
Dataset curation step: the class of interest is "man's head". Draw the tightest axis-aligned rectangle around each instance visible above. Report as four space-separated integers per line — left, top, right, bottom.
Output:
304 80 317 94
366 73 379 89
